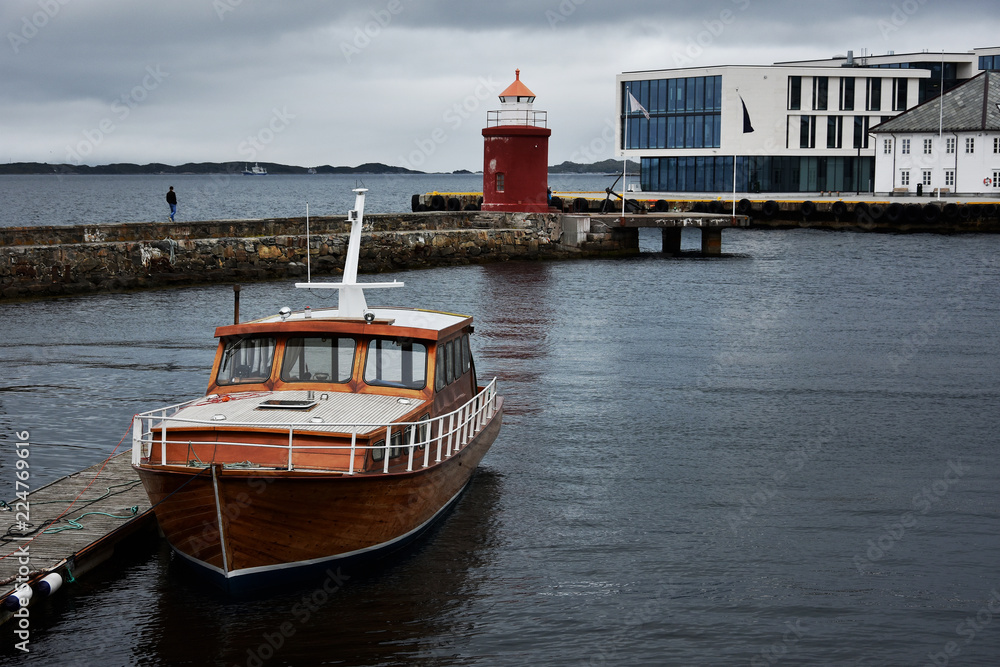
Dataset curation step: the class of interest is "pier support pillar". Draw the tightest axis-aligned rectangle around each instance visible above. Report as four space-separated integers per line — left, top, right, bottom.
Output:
661 228 681 254
701 228 722 256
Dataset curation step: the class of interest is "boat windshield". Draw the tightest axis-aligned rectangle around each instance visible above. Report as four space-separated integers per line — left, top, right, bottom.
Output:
217 336 276 385
363 338 427 390
280 336 356 383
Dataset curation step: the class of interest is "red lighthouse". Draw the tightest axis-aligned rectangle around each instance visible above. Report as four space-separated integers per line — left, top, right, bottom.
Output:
482 69 551 212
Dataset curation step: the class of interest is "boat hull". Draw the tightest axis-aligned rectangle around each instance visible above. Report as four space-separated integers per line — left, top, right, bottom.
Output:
134 399 502 593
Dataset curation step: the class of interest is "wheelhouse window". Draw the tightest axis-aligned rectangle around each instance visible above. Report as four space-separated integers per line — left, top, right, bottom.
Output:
364 338 427 390
280 336 355 383
217 336 276 385
434 334 473 392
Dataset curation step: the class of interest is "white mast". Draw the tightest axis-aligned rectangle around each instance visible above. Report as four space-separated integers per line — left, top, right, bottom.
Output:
295 187 403 318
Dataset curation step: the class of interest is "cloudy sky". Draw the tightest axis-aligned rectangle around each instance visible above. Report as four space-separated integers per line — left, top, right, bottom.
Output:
3 0 996 172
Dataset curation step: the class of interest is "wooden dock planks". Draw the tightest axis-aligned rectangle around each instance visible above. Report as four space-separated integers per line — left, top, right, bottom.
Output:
0 450 155 625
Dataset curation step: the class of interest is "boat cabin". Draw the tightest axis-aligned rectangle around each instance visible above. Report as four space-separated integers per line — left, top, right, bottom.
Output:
133 306 496 475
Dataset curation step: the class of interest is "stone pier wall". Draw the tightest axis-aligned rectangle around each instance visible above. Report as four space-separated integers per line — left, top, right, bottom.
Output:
0 212 636 300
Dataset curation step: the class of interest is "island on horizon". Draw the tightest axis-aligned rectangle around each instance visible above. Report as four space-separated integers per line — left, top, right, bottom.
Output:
0 158 638 176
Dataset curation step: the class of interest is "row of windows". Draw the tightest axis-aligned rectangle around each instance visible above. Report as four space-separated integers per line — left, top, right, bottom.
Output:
900 170 1000 188
980 55 1000 71
217 334 470 392
640 155 874 193
789 76 906 112
623 76 723 115
888 136 999 155
624 113 721 149
795 115 880 149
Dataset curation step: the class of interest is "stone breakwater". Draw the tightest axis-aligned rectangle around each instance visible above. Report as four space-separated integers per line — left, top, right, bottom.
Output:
0 212 636 300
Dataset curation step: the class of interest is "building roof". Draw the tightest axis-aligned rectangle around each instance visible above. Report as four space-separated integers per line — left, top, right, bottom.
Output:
499 69 535 100
872 70 1000 133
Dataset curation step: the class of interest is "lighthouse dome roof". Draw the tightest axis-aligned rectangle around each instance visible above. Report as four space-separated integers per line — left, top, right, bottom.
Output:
499 69 535 103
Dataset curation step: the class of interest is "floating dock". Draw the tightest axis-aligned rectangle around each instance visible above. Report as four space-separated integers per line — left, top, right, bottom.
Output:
0 451 154 627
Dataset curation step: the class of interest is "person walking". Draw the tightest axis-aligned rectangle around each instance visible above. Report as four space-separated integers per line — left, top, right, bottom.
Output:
166 186 177 221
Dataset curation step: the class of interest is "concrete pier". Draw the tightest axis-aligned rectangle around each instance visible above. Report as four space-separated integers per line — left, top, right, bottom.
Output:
587 212 750 256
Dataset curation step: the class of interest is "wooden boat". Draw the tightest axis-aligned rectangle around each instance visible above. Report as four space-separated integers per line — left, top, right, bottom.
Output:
131 188 503 592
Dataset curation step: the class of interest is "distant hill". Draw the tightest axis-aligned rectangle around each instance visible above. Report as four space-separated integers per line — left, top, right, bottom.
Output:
549 158 639 175
0 159 639 176
0 161 425 175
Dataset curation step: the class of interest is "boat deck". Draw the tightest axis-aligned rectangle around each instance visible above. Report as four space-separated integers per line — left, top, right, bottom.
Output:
0 451 154 626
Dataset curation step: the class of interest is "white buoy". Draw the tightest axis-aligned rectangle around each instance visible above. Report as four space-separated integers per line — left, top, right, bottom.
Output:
37 572 63 596
2 583 32 610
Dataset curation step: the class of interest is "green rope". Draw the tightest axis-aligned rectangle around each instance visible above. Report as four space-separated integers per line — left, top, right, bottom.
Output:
44 506 139 534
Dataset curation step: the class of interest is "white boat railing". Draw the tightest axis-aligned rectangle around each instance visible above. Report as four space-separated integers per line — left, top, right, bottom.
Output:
131 379 499 474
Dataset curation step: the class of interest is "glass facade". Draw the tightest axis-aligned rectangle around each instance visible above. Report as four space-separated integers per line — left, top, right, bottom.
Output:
641 155 874 193
622 76 722 150
981 55 1000 71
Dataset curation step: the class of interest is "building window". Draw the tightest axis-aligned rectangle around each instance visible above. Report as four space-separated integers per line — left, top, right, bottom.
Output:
496 172 504 192
866 78 881 111
922 170 932 186
945 170 955 187
901 138 910 155
923 138 933 155
621 76 721 150
892 78 908 111
788 76 801 111
853 116 869 149
827 116 842 148
799 116 816 148
981 55 1000 71
900 170 910 186
883 138 892 154
947 137 956 154
994 137 1000 154
993 171 1000 189
840 77 855 111
813 76 828 110
965 137 975 154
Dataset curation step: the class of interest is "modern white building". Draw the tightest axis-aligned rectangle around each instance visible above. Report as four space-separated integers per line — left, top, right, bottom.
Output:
871 70 1000 196
617 47 1000 194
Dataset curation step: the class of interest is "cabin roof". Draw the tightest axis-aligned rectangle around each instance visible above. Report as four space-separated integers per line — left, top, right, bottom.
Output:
216 306 471 339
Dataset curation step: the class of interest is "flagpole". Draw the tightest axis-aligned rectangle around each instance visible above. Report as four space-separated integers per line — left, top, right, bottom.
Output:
623 86 628 218
733 88 738 218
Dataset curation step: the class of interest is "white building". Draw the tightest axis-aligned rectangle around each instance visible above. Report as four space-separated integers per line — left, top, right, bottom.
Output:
617 47 1000 194
872 69 1000 196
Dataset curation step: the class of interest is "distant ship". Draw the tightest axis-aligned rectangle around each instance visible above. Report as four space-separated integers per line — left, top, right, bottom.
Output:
242 163 267 176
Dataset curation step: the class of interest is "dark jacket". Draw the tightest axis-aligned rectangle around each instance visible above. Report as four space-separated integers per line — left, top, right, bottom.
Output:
166 190 177 205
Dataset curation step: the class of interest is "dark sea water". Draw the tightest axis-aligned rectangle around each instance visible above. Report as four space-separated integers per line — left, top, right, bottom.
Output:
0 173 615 227
2 204 1000 664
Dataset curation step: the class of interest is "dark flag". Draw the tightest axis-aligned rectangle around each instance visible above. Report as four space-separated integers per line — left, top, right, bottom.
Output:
741 96 755 133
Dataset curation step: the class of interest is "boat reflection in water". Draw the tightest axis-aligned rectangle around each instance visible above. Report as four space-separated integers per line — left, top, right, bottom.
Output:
131 188 504 593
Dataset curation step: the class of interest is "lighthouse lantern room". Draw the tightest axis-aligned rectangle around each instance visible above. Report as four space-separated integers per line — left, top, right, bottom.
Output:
482 69 552 213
